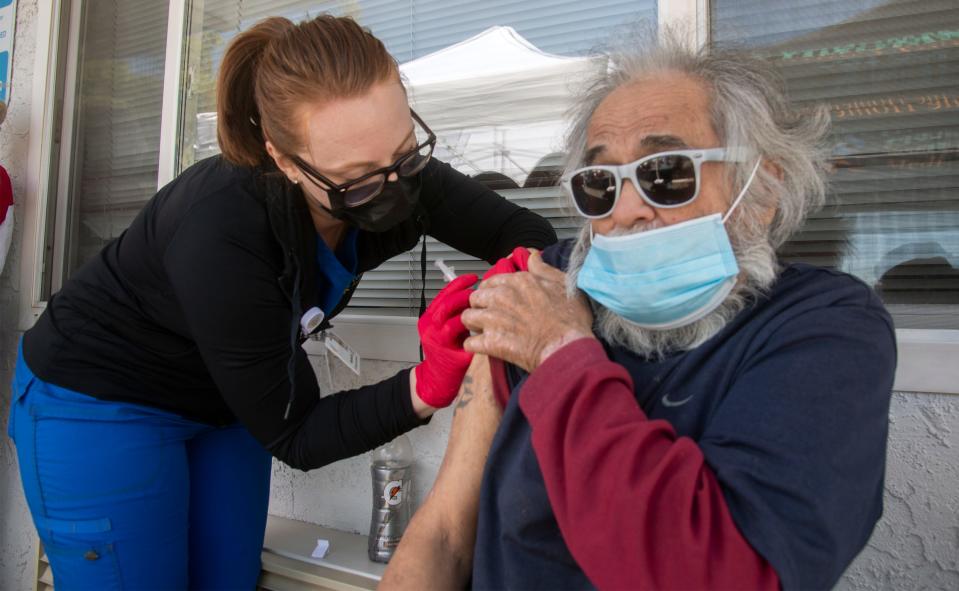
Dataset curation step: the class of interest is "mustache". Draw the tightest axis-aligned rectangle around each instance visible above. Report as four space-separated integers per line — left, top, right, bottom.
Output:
600 220 666 237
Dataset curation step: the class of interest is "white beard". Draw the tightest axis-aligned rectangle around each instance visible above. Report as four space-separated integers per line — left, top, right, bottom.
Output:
564 219 780 359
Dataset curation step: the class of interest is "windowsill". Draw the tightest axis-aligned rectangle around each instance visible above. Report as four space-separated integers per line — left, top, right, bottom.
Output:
262 515 384 588
891 329 959 394
315 315 959 395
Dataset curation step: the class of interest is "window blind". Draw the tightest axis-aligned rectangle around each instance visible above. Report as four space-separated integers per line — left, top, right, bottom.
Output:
68 0 168 274
711 0 959 328
181 0 656 316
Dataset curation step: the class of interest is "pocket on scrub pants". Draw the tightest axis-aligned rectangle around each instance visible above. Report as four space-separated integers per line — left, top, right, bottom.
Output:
39 516 122 591
7 366 36 440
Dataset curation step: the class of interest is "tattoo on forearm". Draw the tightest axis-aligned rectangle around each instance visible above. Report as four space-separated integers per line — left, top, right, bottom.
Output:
454 375 474 415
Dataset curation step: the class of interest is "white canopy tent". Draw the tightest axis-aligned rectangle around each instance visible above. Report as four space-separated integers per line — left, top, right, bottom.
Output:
399 26 606 185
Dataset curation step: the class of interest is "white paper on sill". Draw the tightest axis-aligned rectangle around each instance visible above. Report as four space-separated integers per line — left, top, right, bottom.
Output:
311 538 330 559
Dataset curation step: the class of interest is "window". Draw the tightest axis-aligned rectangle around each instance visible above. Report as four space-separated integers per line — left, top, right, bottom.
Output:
711 0 959 328
177 0 657 316
40 0 168 297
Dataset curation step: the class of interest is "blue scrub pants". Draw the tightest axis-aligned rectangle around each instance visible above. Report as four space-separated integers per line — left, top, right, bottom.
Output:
7 343 272 590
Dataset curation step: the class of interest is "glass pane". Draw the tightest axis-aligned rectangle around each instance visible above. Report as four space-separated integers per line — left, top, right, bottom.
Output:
66 0 168 276
179 0 656 316
711 0 959 328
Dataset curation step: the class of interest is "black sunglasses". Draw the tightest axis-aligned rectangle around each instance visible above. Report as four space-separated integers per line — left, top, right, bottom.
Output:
561 148 746 218
291 109 436 208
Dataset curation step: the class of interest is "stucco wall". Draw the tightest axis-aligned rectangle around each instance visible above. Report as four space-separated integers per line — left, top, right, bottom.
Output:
838 391 959 590
0 2 39 590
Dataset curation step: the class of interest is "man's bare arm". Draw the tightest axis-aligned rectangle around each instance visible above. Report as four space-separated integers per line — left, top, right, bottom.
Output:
379 354 502 590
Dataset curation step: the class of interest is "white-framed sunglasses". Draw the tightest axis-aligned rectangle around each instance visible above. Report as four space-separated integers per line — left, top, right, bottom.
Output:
561 147 748 218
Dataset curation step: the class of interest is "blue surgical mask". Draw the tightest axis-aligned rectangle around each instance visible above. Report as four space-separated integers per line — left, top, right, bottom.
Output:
576 159 761 330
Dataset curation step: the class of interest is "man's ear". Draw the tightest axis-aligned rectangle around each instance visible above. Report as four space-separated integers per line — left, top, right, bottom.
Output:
265 140 298 183
763 158 784 182
761 204 777 226
760 159 784 226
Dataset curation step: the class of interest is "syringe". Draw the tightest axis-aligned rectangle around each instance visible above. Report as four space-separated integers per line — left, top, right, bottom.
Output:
434 258 458 282
434 258 478 336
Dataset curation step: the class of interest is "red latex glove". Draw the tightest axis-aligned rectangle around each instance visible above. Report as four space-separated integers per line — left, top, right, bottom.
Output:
482 247 532 281
414 273 479 408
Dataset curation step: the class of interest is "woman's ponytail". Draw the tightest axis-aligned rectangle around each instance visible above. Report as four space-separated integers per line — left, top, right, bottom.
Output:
216 17 295 167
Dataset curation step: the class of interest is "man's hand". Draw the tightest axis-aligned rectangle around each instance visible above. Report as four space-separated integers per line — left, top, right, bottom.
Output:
461 251 595 373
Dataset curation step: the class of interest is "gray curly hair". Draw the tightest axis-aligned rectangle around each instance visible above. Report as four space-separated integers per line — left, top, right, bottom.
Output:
562 28 834 357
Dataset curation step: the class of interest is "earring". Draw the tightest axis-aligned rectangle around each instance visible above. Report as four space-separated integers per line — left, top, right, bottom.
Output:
291 177 299 185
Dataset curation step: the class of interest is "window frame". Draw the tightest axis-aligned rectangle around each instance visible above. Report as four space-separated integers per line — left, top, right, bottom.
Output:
17 0 71 329
18 0 959 394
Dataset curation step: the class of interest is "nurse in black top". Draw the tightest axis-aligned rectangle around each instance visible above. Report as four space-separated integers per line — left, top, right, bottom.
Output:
8 15 555 590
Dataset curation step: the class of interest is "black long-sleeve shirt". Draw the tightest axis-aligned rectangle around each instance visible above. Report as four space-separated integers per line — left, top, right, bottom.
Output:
23 156 556 469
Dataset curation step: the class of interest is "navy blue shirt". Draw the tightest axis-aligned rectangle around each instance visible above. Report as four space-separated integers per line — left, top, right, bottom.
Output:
473 239 896 590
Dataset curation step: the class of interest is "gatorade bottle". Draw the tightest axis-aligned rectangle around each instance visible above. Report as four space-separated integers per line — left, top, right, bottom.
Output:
367 434 413 563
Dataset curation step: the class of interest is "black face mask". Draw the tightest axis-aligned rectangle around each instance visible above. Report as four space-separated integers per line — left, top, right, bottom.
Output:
321 174 421 233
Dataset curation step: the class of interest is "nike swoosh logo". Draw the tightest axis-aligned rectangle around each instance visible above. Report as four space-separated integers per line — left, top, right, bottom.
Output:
661 393 694 407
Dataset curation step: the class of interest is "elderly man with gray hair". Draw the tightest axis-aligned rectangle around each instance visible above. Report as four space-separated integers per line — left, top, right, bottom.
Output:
381 33 896 591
